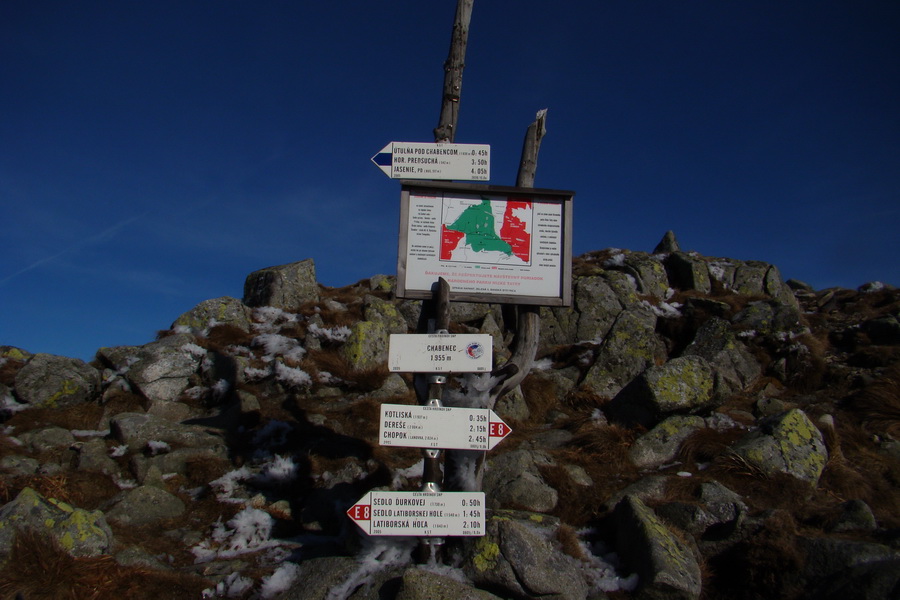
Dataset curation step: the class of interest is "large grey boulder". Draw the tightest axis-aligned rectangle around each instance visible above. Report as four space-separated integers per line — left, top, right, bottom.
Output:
731 409 828 484
340 320 389 371
464 511 589 600
110 411 225 452
607 356 715 428
243 259 319 309
664 252 711 293
395 569 503 600
13 353 100 408
628 415 707 468
483 449 558 512
682 317 761 400
582 307 667 399
574 275 625 343
620 252 670 298
106 485 186 526
113 334 204 404
614 495 703 600
362 294 408 335
800 536 900 599
0 487 113 560
171 296 252 333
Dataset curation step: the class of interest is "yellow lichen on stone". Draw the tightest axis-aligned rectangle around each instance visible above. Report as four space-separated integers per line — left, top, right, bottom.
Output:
473 538 501 572
44 380 80 407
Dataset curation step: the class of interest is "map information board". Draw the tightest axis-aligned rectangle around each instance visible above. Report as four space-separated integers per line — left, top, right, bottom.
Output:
397 182 574 306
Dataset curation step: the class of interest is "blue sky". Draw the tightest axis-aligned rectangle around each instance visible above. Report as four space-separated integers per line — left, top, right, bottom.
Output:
2 1 898 362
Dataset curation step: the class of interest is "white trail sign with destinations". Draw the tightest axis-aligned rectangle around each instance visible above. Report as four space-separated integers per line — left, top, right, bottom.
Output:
380 403 512 451
346 491 485 536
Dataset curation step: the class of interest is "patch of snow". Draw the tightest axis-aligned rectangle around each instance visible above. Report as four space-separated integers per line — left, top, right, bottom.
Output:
202 572 254 598
243 366 271 381
71 429 110 437
1 395 30 418
210 466 254 503
326 538 417 600
192 507 283 563
212 379 230 400
532 357 553 371
603 252 626 268
256 455 298 486
308 323 352 343
182 343 208 358
576 535 640 594
147 440 171 456
109 444 128 458
274 362 312 388
259 562 300 599
253 333 306 361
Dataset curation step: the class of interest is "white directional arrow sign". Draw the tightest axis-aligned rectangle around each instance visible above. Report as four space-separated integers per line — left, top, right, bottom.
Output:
371 141 490 181
379 403 512 451
347 491 486 536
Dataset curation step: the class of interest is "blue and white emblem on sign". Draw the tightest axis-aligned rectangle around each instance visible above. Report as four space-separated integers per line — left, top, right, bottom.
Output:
466 342 485 359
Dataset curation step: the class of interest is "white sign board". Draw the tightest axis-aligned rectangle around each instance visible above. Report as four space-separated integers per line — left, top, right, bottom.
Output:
347 491 485 536
389 333 492 373
379 403 512 451
397 182 574 306
371 142 490 181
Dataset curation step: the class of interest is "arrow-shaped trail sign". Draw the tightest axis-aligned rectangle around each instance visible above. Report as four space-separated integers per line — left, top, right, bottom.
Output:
371 141 490 181
379 403 512 451
347 491 485 536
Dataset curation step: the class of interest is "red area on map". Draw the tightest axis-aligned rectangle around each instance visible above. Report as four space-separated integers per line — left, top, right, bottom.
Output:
440 225 466 260
500 200 531 262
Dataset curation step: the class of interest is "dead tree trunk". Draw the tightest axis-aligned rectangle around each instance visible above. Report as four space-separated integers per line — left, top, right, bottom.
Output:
444 109 548 492
434 0 474 143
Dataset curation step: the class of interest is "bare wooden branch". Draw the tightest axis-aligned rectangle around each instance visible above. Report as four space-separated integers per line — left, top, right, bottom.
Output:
516 108 547 188
434 0 474 143
487 108 548 402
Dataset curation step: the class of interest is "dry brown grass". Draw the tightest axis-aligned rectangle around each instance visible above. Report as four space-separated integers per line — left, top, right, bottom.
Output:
302 349 390 393
520 374 563 426
5 402 106 433
0 529 210 600
0 358 25 386
845 364 900 438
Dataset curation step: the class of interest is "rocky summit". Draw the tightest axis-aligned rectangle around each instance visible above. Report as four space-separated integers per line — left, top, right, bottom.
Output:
1 234 899 600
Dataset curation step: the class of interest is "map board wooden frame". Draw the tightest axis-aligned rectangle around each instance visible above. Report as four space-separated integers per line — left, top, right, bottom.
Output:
396 181 574 306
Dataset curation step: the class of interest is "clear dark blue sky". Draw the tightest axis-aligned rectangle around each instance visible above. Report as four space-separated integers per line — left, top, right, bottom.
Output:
2 1 898 361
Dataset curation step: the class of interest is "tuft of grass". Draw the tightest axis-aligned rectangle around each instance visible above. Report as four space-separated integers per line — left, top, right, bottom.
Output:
845 364 900 438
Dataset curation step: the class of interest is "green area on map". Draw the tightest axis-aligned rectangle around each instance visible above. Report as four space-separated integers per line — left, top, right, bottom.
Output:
446 198 513 255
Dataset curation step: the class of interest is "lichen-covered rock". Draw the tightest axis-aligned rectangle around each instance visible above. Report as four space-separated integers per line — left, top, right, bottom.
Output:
620 252 670 298
395 568 503 600
582 307 667 399
614 495 702 600
574 275 624 343
120 334 203 404
483 449 558 512
363 294 408 334
243 258 319 309
340 320 388 370
171 296 252 333
13 353 100 408
110 411 225 452
664 252 711 293
682 317 761 400
0 487 113 560
607 356 715 428
464 511 589 600
628 415 707 468
731 408 828 484
106 485 186 525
